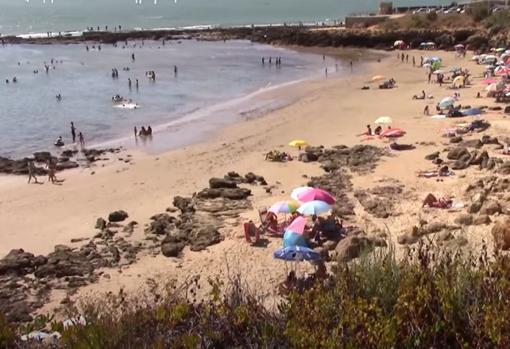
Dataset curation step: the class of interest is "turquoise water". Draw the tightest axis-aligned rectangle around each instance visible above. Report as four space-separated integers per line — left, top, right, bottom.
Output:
0 0 451 36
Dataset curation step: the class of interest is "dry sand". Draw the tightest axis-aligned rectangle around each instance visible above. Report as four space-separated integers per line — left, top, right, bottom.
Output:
1 48 507 312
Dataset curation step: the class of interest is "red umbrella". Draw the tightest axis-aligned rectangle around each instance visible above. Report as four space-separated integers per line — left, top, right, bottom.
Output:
380 128 406 138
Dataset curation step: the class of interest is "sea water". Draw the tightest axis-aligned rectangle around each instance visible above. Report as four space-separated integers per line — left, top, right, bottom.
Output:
0 40 338 157
0 0 452 36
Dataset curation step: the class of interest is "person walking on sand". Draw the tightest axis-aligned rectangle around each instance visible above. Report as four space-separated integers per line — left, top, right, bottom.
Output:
131 53 135 62
134 126 138 138
412 56 416 67
78 132 85 148
70 122 76 143
350 61 353 72
27 161 39 184
325 67 328 77
47 159 57 184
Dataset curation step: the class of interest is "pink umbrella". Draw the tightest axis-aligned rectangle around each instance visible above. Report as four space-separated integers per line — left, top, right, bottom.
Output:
482 78 498 85
297 188 336 204
380 128 406 138
286 216 308 235
496 67 510 76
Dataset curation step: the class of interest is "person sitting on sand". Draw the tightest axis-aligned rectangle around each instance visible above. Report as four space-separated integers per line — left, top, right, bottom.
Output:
262 211 280 235
54 136 64 147
422 193 453 209
374 126 382 135
424 105 430 115
366 125 372 136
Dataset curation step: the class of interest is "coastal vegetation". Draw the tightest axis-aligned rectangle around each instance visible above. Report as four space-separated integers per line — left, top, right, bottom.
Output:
3 242 510 348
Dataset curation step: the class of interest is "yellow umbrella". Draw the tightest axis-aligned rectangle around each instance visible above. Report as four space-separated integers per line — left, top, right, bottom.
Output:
371 75 385 82
453 75 465 87
289 140 308 148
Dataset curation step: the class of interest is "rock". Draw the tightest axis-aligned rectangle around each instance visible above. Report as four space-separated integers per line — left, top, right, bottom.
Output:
0 249 39 276
55 160 79 171
196 188 251 200
145 214 175 235
209 178 238 189
480 200 501 216
161 241 185 257
122 221 138 233
108 210 129 222
447 147 469 160
95 217 107 230
173 196 194 213
322 240 339 251
492 218 510 250
354 189 395 219
497 161 510 175
188 226 223 252
473 215 491 225
432 158 444 165
438 230 454 241
34 246 95 278
244 172 257 183
420 222 449 236
454 214 473 226
333 235 386 262
33 152 53 163
481 135 499 145
461 139 483 149
449 136 463 144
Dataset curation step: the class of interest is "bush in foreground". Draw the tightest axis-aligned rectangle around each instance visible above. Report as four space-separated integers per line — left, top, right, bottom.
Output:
3 242 510 348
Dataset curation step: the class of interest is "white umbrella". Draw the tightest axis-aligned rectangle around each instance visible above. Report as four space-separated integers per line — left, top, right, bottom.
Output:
374 116 393 125
439 97 455 108
290 186 311 201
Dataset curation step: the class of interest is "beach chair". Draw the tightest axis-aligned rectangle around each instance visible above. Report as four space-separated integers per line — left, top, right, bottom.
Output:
257 207 286 237
243 221 260 244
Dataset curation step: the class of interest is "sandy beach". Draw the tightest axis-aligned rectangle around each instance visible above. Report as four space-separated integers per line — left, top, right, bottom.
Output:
2 47 507 314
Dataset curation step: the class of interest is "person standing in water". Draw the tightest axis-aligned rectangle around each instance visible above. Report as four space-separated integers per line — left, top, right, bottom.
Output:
350 61 353 72
135 79 139 90
78 132 85 148
174 65 178 76
128 78 132 90
134 126 138 138
131 53 135 62
71 122 76 143
27 161 39 184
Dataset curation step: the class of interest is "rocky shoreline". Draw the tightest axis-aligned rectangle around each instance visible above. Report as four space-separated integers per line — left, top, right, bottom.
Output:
1 26 491 50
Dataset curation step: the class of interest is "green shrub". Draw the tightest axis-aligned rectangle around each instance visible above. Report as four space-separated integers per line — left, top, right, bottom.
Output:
426 11 438 22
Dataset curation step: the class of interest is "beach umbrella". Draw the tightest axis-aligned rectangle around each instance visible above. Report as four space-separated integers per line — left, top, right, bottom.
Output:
288 139 308 148
453 75 465 87
374 116 393 125
495 67 510 76
439 97 455 108
371 75 385 82
482 78 498 85
486 83 502 92
380 128 406 138
297 200 332 216
274 246 321 262
290 186 312 201
394 40 404 47
462 108 483 116
286 216 308 235
283 231 308 248
297 188 336 204
269 200 299 214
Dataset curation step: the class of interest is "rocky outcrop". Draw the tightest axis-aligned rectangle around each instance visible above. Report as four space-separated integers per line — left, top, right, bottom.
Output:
332 235 387 262
108 210 129 222
492 218 510 250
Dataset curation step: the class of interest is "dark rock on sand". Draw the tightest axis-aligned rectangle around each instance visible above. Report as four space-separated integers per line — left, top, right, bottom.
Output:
461 139 483 149
492 218 510 250
473 214 491 225
189 226 223 252
145 213 176 235
55 160 79 171
479 200 501 216
333 235 386 262
33 151 54 163
0 249 46 276
454 214 473 226
34 246 94 278
108 210 129 222
447 147 469 160
173 196 194 213
197 188 251 200
95 217 107 230
449 136 463 144
209 177 238 189
425 151 440 160
497 161 510 175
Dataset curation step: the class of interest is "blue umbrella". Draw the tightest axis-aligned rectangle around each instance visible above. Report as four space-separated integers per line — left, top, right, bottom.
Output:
274 246 321 262
283 231 308 248
462 108 483 116
297 200 332 216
